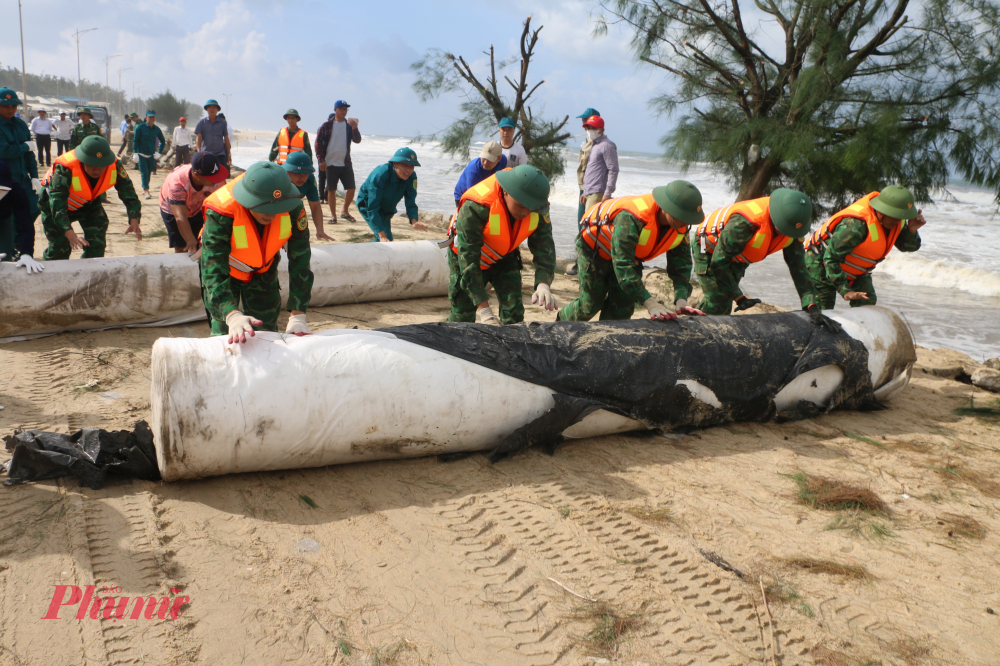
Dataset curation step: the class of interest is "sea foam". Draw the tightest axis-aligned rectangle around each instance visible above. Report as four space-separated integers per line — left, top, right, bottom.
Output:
877 253 1000 299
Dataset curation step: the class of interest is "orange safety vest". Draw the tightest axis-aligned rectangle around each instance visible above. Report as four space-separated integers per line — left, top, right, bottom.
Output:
41 150 117 211
580 194 685 261
275 127 306 165
448 171 542 270
804 191 903 281
202 175 294 282
696 196 793 263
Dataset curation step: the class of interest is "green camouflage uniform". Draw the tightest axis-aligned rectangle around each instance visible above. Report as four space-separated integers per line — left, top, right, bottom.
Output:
558 211 693 321
694 214 816 315
805 217 921 309
40 159 141 260
68 122 103 150
449 200 556 324
200 203 314 335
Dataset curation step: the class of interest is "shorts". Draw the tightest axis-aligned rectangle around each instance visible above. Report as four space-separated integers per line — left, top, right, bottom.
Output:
160 209 205 248
325 164 356 192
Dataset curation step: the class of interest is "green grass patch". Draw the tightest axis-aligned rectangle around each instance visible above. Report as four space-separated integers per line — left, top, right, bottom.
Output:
782 557 874 581
842 430 888 450
824 512 897 542
145 228 168 238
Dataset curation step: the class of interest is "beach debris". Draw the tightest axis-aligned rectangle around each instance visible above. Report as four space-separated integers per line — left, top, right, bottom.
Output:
970 367 1000 393
296 538 320 553
699 549 745 578
985 357 1000 370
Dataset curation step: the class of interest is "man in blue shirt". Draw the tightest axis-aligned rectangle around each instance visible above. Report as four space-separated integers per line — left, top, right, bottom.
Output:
0 88 39 263
453 141 507 208
356 148 428 242
194 99 231 166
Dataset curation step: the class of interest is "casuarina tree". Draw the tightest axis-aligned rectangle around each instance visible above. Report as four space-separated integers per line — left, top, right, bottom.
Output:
597 0 1000 210
146 90 196 132
411 16 572 179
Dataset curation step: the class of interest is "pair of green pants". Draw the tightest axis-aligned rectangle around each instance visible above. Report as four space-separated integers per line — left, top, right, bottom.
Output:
137 155 156 191
447 250 526 324
804 252 876 309
557 237 635 321
41 205 110 260
206 270 283 335
693 243 749 315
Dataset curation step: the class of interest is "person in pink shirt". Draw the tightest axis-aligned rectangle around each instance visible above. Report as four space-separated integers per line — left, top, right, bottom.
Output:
158 151 229 253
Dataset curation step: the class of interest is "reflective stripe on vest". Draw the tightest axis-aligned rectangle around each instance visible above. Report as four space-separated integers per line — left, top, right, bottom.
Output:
42 150 117 211
203 174 295 282
276 127 306 165
696 197 791 264
448 170 543 270
804 191 903 282
579 193 685 262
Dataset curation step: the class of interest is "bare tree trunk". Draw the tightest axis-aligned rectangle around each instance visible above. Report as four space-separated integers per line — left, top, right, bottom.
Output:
737 158 778 201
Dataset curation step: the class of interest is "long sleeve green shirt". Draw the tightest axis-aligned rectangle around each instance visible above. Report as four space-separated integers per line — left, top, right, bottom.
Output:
69 121 102 150
132 122 166 156
38 160 141 232
268 128 312 162
454 200 556 305
709 214 816 308
356 162 418 232
0 115 38 184
819 217 921 295
200 205 314 320
610 211 693 305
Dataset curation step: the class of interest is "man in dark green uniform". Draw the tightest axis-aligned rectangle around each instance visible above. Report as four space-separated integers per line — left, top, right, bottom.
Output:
68 107 103 150
268 108 312 163
805 185 925 309
281 151 334 241
449 164 557 325
558 181 706 322
40 136 143 260
200 161 315 343
356 147 428 241
132 109 166 198
0 87 39 263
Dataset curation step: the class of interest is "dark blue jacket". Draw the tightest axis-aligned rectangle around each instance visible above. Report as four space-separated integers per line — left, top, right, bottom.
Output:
453 155 508 205
0 158 35 257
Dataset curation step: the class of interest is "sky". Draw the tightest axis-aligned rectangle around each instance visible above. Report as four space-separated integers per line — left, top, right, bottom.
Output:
3 0 683 153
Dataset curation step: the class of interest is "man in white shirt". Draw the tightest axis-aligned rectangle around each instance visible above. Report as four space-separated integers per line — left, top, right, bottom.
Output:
51 110 75 157
172 117 193 166
498 117 527 167
29 110 54 167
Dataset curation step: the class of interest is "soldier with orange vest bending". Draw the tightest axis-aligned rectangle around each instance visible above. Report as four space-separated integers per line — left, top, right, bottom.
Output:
268 109 312 165
39 136 142 261
200 161 314 343
804 185 924 309
448 165 557 325
694 189 816 315
557 181 707 322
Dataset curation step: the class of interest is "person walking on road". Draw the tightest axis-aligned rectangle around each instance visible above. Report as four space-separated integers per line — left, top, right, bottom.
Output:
194 99 231 167
172 117 194 167
117 115 134 157
281 152 334 241
497 117 527 168
69 107 102 150
356 147 426 242
132 109 166 199
269 109 311 165
158 150 229 253
315 100 361 222
52 110 74 157
453 141 507 208
0 88 40 264
566 107 601 277
39 135 142 260
30 109 54 167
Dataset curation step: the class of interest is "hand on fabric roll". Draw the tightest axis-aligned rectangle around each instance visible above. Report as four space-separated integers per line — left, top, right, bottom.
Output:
531 283 558 311
644 297 677 322
226 310 262 344
734 295 761 311
843 291 869 301
285 314 312 336
15 255 44 275
674 298 706 316
804 304 843 334
475 305 501 326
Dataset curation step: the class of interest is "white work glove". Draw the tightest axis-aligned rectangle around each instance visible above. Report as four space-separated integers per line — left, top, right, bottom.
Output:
284 313 312 336
531 282 558 311
31 178 41 193
131 154 140 164
15 255 45 275
225 309 262 344
644 297 677 322
674 298 706 316
153 152 162 160
475 305 501 326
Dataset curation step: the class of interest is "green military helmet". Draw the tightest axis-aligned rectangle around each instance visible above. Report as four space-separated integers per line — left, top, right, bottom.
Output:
870 185 918 220
0 88 22 105
282 151 314 174
283 108 301 120
129 112 139 119
769 188 813 237
653 180 704 226
496 164 550 212
390 147 420 166
145 109 156 117
76 136 117 168
232 161 304 215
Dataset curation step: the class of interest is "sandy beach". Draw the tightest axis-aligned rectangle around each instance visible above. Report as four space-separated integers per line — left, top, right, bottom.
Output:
2 133 999 665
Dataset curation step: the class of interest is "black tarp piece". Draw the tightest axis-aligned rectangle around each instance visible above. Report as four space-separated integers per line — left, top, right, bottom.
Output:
388 312 883 460
2 420 160 489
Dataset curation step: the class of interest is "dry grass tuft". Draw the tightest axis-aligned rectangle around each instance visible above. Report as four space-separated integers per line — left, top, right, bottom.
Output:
882 635 933 665
810 646 866 666
891 439 933 454
624 506 674 526
824 512 896 542
933 460 1000 498
782 557 874 581
937 513 987 540
567 600 646 659
788 472 888 513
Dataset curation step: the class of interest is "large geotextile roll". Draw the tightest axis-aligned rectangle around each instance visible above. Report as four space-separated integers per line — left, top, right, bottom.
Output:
151 307 915 481
0 241 448 342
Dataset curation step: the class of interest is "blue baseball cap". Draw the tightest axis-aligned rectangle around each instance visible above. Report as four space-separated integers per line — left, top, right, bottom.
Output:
390 147 420 166
498 117 516 129
334 100 350 109
576 107 601 119
204 99 220 110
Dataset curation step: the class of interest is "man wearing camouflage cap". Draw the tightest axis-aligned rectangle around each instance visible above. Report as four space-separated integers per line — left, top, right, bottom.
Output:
804 185 925 309
0 87 40 263
356 147 428 242
694 188 817 315
69 106 103 150
447 164 558 325
39 135 143 260
558 181 707 322
200 161 314 343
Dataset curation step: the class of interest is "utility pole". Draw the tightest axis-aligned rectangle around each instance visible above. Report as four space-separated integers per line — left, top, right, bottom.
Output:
104 54 121 108
222 93 232 115
132 81 142 115
18 0 28 112
73 28 98 106
118 67 132 120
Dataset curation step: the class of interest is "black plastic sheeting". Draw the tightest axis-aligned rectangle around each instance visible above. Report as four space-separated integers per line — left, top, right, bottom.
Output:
388 312 884 461
2 420 160 489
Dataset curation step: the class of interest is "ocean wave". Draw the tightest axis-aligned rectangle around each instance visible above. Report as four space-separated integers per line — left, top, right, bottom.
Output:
877 254 1000 299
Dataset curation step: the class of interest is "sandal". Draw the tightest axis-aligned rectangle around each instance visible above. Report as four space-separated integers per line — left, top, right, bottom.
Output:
340 213 356 222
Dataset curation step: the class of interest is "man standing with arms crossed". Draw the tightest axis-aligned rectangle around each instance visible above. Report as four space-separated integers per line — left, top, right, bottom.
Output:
194 99 231 167
172 117 194 167
315 101 361 222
